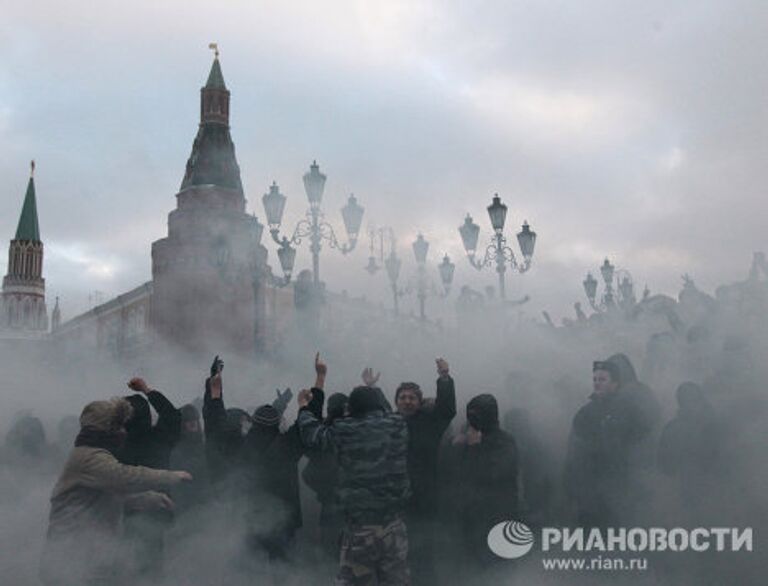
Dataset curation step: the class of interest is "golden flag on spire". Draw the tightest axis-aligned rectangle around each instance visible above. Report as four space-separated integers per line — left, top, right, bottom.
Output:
208 43 219 58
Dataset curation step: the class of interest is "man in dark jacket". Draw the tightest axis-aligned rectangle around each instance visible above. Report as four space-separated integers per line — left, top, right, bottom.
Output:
302 391 348 560
395 358 456 585
118 377 182 580
169 403 208 514
447 393 518 571
202 357 248 492
658 382 720 519
241 393 304 562
297 357 411 586
564 360 647 528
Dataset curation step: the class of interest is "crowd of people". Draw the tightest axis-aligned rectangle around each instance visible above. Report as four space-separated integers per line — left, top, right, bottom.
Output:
0 345 754 585
1 261 766 585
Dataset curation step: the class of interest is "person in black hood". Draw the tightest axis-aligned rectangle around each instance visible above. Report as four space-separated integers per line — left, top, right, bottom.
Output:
169 403 208 514
606 353 661 439
394 358 456 586
658 382 720 520
445 393 518 576
118 377 182 581
564 360 647 528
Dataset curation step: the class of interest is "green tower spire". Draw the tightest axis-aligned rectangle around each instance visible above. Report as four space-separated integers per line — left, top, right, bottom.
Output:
15 160 40 242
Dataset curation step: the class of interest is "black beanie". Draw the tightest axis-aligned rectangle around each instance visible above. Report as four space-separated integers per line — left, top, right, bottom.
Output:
327 392 349 420
252 404 281 427
348 386 382 418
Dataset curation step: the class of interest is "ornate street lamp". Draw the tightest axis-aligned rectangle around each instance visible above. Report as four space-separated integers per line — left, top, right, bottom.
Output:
364 226 396 276
583 258 635 312
438 254 456 294
262 161 363 286
459 194 536 299
408 233 453 320
369 232 454 318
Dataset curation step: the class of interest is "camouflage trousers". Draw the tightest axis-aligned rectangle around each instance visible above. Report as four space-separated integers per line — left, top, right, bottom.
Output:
336 516 410 586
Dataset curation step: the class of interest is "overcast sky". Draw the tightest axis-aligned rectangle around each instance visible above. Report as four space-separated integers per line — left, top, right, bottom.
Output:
1 0 766 321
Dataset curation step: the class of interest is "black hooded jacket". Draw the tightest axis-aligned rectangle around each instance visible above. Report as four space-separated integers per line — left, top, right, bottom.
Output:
404 374 456 516
118 391 181 471
447 394 518 560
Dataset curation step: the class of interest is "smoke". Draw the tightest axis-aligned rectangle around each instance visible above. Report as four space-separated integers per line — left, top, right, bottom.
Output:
1 261 767 585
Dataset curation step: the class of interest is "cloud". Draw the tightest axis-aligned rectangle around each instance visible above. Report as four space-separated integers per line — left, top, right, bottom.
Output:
1 0 766 322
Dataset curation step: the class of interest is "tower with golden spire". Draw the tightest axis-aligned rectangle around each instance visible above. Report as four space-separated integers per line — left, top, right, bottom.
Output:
151 46 269 355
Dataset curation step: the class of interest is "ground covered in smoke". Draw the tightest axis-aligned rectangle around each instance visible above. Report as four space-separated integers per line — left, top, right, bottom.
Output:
1 271 767 585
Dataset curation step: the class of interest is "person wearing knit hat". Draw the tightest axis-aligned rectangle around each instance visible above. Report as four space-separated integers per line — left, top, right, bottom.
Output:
252 404 281 427
41 398 191 586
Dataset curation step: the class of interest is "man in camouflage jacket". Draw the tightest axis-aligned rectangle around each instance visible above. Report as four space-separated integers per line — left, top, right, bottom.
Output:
297 354 411 586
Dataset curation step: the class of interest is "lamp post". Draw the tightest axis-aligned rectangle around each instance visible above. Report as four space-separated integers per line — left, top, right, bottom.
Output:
583 258 635 312
262 161 364 286
373 233 454 318
364 226 396 276
458 194 536 299
410 233 454 320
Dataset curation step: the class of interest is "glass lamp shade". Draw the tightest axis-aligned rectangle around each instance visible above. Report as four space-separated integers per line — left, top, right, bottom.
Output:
600 258 615 286
262 182 287 229
459 214 480 255
385 251 402 284
583 272 598 301
517 221 536 259
438 254 456 289
302 160 327 206
619 276 634 302
277 238 297 278
487 194 508 233
412 234 429 265
341 194 365 241
365 256 380 276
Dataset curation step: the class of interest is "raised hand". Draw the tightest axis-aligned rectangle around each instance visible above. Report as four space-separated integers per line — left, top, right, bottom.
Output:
298 388 313 408
436 357 450 377
272 388 293 416
127 377 151 395
314 352 327 389
315 352 327 377
362 367 381 387
210 355 224 377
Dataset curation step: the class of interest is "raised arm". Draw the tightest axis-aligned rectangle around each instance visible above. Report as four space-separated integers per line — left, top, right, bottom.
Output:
362 367 392 412
80 451 190 494
434 358 457 421
203 370 226 441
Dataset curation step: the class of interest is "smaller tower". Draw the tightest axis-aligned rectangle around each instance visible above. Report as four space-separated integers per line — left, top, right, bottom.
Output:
51 296 61 331
1 161 48 335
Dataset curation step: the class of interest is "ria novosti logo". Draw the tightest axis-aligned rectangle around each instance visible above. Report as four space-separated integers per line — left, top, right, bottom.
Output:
487 521 535 559
488 521 753 559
